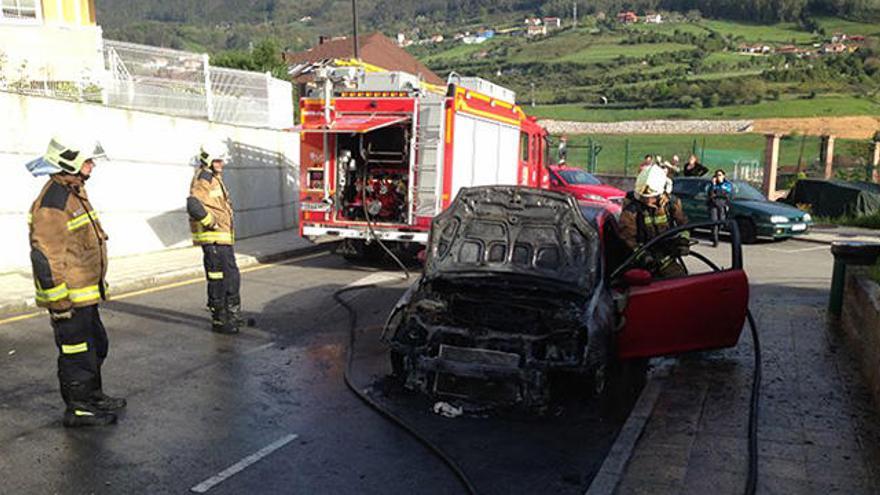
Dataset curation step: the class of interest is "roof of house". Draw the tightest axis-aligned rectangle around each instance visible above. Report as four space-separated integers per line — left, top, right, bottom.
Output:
282 32 444 85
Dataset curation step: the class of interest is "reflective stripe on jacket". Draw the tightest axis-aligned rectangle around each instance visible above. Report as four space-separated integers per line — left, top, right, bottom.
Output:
187 167 234 246
28 174 109 311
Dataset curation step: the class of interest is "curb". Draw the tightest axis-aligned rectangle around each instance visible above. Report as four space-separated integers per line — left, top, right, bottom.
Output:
0 241 339 319
584 374 666 495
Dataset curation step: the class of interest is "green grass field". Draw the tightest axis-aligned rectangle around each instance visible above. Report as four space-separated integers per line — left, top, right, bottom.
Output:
700 20 817 43
555 42 696 63
529 95 880 122
815 16 880 37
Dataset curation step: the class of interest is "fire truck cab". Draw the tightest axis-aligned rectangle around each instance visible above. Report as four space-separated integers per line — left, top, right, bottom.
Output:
296 68 549 257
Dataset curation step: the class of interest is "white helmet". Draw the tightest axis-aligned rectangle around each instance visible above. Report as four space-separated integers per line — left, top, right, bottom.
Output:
634 165 668 198
199 141 228 168
44 135 106 174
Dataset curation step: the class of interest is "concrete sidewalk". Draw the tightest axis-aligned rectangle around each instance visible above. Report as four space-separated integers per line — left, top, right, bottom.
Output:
0 231 329 317
802 225 880 245
588 249 880 494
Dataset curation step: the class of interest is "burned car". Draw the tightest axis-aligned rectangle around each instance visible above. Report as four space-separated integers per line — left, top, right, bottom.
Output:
383 186 751 411
382 187 616 409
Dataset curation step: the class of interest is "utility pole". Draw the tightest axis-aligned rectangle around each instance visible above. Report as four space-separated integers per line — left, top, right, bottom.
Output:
530 82 535 107
573 2 578 28
352 0 360 60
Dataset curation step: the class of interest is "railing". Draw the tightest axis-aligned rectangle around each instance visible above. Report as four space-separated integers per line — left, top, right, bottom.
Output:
0 39 293 129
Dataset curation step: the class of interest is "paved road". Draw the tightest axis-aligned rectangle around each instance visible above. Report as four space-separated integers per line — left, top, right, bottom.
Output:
0 239 846 494
0 250 623 495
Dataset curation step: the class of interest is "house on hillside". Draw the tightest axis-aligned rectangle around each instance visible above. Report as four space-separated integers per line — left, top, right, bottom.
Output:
0 0 104 85
617 11 638 24
643 13 663 24
283 32 445 92
822 42 848 54
738 43 771 54
542 17 561 30
527 24 547 37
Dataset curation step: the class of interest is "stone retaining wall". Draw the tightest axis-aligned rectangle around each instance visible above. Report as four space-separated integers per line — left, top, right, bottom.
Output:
540 119 754 135
841 271 880 410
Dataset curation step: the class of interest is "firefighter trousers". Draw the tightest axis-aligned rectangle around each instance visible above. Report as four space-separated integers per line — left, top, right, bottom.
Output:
202 244 241 308
51 304 108 407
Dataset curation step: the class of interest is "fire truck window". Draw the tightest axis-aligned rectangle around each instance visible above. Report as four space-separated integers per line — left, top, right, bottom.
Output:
520 133 529 162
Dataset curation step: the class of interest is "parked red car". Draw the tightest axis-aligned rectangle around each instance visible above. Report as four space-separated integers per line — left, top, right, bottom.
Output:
547 164 626 214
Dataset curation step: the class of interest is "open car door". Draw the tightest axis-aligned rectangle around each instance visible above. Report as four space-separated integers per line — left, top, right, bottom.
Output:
613 221 749 359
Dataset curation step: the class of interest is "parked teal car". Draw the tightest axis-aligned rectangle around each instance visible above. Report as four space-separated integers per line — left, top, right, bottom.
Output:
672 177 812 243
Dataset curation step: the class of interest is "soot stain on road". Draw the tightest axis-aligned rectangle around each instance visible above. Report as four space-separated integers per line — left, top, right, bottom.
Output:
347 325 627 495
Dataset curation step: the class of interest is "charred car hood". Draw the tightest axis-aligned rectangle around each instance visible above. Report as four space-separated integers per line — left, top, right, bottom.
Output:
424 186 600 294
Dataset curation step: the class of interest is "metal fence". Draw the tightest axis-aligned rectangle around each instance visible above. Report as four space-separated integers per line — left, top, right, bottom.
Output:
103 40 293 128
0 39 293 129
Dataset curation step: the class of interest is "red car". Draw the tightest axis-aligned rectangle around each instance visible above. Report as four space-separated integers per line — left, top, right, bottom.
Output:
547 164 626 214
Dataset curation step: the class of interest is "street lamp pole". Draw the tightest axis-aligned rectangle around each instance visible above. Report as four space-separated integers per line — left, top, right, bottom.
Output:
352 0 360 60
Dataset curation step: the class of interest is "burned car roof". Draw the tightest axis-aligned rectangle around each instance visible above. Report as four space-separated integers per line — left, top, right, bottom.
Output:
424 186 600 293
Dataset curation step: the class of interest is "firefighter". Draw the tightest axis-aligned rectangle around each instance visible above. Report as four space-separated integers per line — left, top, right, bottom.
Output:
25 136 125 427
707 169 734 247
186 142 242 334
618 165 691 279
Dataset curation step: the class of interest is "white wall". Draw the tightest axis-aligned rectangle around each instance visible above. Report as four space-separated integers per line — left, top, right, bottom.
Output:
0 92 300 272
0 24 104 83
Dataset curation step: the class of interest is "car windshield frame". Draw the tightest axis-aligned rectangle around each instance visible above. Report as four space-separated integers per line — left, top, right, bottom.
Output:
558 169 601 186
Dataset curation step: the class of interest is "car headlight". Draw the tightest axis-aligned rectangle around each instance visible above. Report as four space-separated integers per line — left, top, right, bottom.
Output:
770 215 790 224
802 213 812 222
580 193 607 202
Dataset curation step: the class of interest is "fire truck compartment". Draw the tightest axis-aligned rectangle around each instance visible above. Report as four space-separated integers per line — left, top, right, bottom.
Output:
335 123 412 224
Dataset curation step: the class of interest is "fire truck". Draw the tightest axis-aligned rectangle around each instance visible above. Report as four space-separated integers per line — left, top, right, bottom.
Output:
296 67 551 257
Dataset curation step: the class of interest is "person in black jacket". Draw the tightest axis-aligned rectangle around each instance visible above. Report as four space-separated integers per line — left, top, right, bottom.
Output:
682 154 708 177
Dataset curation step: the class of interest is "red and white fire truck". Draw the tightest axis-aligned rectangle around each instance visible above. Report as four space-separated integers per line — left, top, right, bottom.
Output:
296 67 551 256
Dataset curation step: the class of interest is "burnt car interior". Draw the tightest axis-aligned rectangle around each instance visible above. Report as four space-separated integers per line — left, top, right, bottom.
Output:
336 124 411 224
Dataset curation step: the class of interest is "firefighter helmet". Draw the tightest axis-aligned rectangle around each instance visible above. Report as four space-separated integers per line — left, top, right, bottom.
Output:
44 136 106 174
634 165 668 198
199 141 228 168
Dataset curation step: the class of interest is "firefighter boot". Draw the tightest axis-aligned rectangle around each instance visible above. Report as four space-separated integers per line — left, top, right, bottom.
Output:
227 295 244 333
210 303 236 334
63 403 118 427
61 381 117 427
91 392 127 411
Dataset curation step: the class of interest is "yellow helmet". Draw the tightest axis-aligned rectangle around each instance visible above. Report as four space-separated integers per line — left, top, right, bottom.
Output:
634 165 668 198
44 135 106 174
199 141 228 168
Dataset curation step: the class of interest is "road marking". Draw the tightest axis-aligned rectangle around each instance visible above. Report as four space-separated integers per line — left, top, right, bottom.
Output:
766 245 828 254
190 433 299 493
0 251 330 327
344 271 407 288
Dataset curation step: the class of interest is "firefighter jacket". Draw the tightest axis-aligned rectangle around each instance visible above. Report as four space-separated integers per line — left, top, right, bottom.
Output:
187 166 234 245
28 174 109 311
618 192 689 251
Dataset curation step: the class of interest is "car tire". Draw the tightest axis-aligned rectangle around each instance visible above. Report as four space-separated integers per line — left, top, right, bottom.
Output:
735 217 757 244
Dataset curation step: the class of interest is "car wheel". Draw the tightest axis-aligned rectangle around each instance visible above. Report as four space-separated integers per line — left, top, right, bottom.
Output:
735 217 757 244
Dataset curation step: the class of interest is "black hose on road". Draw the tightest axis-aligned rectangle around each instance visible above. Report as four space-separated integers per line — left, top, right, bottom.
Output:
333 168 478 494
744 310 761 495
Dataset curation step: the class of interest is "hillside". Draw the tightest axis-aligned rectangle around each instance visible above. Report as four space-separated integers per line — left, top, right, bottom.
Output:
409 16 880 122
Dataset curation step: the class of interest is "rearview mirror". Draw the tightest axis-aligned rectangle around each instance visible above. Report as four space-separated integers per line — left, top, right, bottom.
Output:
623 268 653 287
